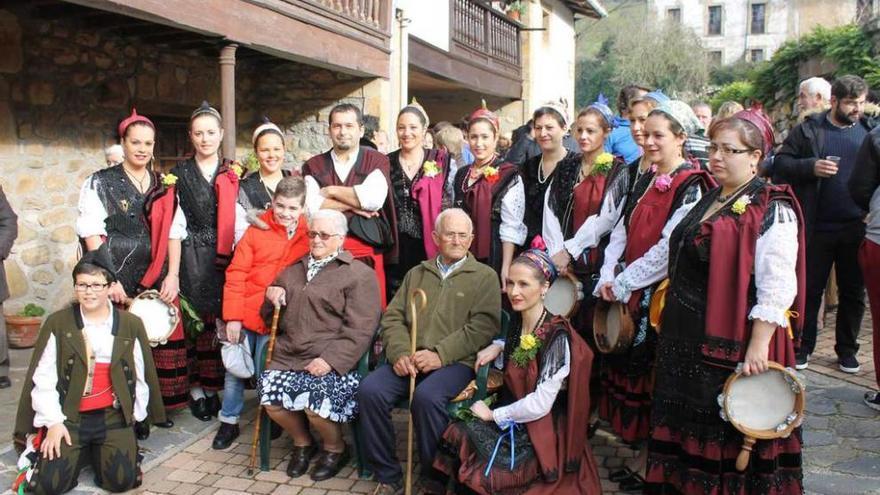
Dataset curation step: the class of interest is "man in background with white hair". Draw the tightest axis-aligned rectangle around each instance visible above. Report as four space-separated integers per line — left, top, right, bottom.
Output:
798 76 832 116
104 144 124 167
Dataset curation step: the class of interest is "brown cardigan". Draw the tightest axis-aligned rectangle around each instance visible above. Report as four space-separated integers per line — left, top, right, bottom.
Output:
264 251 380 374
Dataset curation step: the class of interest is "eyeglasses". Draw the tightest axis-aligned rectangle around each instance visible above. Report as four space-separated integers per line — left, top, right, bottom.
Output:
707 144 753 156
440 232 473 241
307 231 341 241
74 282 110 292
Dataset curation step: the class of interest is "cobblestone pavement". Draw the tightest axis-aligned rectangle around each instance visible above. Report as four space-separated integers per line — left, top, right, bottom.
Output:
0 308 876 494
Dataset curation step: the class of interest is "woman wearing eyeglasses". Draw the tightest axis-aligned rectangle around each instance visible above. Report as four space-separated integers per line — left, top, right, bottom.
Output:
260 209 380 481
645 109 805 495
14 248 166 495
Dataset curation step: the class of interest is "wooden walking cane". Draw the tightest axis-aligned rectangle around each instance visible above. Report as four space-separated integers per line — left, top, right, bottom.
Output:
247 305 282 475
405 289 427 495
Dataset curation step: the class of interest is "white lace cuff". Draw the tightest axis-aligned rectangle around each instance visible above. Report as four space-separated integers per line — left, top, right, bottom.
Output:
748 305 790 328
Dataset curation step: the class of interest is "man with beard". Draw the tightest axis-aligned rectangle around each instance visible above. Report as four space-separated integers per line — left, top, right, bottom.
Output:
302 103 397 307
774 75 878 373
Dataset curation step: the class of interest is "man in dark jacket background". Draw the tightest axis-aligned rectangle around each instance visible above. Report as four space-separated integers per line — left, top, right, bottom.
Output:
0 186 17 388
773 75 876 373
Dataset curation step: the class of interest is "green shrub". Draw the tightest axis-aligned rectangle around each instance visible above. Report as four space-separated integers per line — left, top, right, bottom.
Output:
710 81 755 112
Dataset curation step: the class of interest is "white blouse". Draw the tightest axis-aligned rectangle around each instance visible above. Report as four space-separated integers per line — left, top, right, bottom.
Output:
599 182 703 302
498 176 528 246
492 336 571 426
303 149 389 215
75 175 188 240
31 305 149 427
749 201 800 326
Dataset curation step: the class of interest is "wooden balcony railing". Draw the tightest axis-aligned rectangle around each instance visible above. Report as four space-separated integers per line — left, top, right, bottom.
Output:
451 0 521 69
315 0 388 30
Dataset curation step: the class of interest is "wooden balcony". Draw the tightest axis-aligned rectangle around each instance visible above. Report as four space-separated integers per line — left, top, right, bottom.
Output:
310 0 390 31
450 0 521 76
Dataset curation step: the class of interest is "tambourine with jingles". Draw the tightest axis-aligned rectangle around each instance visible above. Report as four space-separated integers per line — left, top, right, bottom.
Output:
127 290 179 347
717 361 805 471
592 299 635 353
543 272 584 319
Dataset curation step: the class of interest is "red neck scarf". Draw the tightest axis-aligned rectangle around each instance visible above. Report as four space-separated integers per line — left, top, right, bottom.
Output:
214 160 240 267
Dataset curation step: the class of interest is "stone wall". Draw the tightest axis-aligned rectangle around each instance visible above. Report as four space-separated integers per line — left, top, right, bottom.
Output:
0 6 375 313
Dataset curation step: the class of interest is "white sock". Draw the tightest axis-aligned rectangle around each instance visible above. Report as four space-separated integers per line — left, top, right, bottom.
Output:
190 387 206 400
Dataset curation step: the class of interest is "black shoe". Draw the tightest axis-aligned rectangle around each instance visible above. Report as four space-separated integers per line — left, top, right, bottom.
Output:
839 355 861 374
0 376 10 388
864 391 880 412
795 352 809 370
189 397 212 421
588 421 599 439
609 467 635 482
212 423 240 450
286 444 317 478
134 421 150 441
154 420 174 428
206 394 221 417
618 471 646 492
310 447 351 481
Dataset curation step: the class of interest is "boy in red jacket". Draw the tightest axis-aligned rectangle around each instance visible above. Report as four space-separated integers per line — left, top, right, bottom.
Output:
213 176 310 449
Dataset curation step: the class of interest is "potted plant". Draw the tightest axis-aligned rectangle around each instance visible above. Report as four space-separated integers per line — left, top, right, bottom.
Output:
506 1 526 21
5 303 45 349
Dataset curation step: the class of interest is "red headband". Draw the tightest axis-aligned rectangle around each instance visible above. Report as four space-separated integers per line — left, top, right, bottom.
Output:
118 108 154 138
732 106 774 155
468 107 499 134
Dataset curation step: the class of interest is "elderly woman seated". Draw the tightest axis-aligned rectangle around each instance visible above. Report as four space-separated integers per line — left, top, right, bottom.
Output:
259 209 381 481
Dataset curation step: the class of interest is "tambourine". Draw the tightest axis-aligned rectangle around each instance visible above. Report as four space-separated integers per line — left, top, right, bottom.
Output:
127 290 179 347
592 299 635 353
544 272 584 319
717 361 805 471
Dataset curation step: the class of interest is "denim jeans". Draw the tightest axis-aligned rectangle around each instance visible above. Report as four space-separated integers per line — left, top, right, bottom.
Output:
219 329 269 425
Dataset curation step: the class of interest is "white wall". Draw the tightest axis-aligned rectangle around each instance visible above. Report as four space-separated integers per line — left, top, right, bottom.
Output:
523 0 576 117
397 0 450 51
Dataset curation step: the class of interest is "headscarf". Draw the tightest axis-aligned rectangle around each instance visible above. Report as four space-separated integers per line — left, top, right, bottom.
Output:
76 244 117 282
537 98 570 129
401 97 430 128
191 101 222 123
732 106 775 155
117 108 154 138
515 248 558 284
586 93 617 129
252 118 284 146
644 89 671 104
654 100 704 136
468 100 500 134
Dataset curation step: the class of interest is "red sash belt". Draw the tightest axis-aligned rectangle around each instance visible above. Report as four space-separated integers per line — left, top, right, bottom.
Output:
343 235 387 309
80 362 114 412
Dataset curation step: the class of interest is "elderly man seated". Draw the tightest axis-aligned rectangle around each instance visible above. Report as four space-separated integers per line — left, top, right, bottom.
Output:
259 209 380 481
359 208 501 495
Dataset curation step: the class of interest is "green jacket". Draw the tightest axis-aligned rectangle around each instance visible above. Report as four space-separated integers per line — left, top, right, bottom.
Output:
382 254 501 368
14 305 166 446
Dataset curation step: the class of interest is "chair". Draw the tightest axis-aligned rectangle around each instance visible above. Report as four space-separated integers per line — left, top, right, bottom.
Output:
351 310 510 478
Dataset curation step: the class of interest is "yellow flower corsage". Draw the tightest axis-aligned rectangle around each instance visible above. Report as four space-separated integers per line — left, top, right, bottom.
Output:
422 160 440 178
731 195 751 215
230 163 244 177
511 333 541 367
161 173 178 186
593 152 614 175
483 165 500 184
520 334 538 350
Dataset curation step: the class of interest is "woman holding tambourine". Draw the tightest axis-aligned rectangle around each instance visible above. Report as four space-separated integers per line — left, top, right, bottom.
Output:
644 108 806 494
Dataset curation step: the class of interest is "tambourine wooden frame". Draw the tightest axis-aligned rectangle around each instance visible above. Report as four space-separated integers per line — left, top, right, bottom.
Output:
128 289 179 348
721 361 805 471
544 272 583 319
592 299 635 354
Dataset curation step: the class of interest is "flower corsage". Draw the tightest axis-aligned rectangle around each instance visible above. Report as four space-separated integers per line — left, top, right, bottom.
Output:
593 152 614 175
731 194 751 215
227 161 244 181
654 173 673 192
422 160 441 178
511 333 541 367
161 173 178 187
483 165 500 184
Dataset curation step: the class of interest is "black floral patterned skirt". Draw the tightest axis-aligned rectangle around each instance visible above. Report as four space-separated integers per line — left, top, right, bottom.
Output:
259 369 360 423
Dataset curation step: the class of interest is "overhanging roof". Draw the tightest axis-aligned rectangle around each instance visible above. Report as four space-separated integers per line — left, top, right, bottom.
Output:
565 0 608 18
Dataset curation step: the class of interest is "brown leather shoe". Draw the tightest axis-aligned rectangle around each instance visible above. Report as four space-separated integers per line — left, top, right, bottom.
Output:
309 447 350 481
286 444 316 478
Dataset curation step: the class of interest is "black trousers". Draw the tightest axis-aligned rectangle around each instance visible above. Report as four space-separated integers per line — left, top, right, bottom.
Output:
357 363 473 485
802 222 866 357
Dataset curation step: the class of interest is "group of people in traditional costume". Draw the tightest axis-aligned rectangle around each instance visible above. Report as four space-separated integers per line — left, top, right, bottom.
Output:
13 88 806 495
